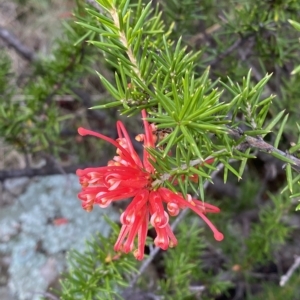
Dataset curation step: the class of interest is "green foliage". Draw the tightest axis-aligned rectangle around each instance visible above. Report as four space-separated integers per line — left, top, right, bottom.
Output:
158 221 206 298
0 52 11 95
0 1 98 155
253 274 300 300
56 221 138 300
160 0 206 38
245 192 292 264
157 220 232 299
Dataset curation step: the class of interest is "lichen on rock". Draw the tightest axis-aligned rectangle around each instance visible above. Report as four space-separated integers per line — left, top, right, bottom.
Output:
0 174 118 300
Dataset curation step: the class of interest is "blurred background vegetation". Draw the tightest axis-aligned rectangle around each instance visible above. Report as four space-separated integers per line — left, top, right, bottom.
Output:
1 0 300 299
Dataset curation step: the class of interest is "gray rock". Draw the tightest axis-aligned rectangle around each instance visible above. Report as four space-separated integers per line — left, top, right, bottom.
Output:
0 174 119 300
3 177 30 196
0 286 15 300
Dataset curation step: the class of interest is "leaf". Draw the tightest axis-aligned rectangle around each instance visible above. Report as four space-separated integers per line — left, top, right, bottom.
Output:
274 114 289 149
74 31 93 46
162 126 180 157
131 2 153 36
244 129 270 136
221 158 242 180
96 72 121 100
291 64 300 75
76 21 109 34
288 19 300 31
262 110 285 137
285 163 293 193
271 151 296 165
155 90 177 116
90 101 121 109
282 174 300 194
289 143 300 154
238 148 251 180
180 125 202 158
89 41 127 51
85 9 116 28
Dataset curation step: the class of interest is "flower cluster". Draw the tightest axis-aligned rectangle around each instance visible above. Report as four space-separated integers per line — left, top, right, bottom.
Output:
76 110 223 260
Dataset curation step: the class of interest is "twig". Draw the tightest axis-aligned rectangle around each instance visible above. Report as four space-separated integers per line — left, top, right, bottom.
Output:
30 292 59 300
0 25 36 61
228 127 300 172
280 255 300 286
210 35 253 67
189 285 205 293
42 153 67 176
188 23 221 45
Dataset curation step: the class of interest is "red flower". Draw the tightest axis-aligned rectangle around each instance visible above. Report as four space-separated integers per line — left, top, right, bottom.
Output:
76 110 223 260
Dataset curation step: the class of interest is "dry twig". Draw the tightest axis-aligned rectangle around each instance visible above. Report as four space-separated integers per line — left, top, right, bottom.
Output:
0 25 35 61
280 255 300 287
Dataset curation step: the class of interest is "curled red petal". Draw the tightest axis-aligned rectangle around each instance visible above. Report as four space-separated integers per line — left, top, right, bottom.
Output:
158 187 223 241
77 127 136 166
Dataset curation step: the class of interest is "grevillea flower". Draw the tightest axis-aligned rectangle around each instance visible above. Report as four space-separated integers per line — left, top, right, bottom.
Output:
76 110 224 260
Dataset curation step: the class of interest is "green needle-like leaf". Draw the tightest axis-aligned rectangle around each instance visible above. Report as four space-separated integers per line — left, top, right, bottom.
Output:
286 163 293 193
262 110 285 137
274 114 289 149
